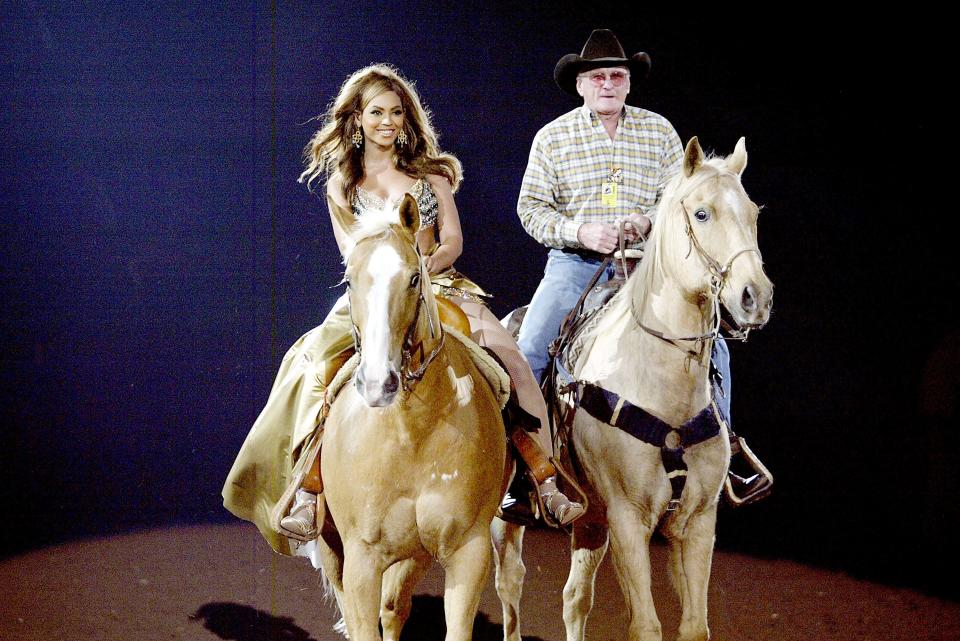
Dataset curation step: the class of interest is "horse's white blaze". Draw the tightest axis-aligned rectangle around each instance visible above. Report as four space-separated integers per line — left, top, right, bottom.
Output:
447 365 474 407
363 244 403 382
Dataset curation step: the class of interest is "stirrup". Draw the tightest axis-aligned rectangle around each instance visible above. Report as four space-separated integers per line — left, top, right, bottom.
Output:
280 490 318 539
538 476 585 527
269 430 324 542
497 460 589 529
723 437 774 507
534 460 588 529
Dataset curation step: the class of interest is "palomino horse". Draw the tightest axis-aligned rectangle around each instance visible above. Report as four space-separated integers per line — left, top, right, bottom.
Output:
314 195 507 641
492 137 773 641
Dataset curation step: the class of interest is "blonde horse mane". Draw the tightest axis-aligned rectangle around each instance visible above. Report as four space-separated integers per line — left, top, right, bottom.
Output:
342 201 414 265
614 157 738 318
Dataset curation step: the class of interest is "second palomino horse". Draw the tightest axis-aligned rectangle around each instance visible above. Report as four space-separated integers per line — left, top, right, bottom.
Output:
315 194 507 641
492 137 773 641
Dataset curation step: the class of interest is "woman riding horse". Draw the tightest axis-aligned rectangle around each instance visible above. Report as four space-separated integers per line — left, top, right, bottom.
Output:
222 64 583 556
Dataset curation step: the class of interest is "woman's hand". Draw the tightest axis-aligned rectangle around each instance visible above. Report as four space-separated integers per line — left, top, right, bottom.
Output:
424 244 453 274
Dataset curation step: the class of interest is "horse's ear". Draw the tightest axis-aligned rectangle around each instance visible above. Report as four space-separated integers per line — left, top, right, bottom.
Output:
727 136 748 176
397 193 420 235
683 137 704 177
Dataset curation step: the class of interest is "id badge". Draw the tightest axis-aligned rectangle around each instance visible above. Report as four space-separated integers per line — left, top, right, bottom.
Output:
601 181 618 207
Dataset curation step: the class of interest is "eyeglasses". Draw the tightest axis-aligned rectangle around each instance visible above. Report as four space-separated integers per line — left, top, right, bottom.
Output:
579 70 630 88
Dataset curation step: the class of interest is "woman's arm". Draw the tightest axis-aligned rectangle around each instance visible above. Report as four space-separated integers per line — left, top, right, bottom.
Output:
326 174 353 257
422 174 463 274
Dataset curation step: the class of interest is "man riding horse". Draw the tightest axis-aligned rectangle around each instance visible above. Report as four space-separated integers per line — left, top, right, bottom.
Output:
515 29 772 505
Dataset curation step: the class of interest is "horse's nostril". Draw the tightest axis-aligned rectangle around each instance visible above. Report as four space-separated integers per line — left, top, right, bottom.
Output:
741 285 756 312
384 371 399 395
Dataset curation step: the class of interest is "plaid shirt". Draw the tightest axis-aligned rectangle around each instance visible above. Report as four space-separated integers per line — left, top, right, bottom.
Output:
517 105 683 250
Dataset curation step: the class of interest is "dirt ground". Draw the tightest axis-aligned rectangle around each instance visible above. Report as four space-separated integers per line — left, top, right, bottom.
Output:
1 523 958 641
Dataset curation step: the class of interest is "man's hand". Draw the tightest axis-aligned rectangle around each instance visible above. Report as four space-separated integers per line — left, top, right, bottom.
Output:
577 222 619 254
623 214 651 242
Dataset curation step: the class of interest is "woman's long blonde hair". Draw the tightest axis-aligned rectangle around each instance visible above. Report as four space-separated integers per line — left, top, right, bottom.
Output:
299 64 463 202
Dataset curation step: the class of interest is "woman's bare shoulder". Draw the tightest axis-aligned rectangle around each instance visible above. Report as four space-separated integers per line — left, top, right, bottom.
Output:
425 173 453 196
326 173 349 207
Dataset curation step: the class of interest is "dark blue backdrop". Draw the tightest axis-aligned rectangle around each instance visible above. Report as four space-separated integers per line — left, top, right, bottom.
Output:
2 3 955 597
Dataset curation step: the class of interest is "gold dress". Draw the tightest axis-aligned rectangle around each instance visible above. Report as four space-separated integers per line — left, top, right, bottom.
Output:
222 179 490 554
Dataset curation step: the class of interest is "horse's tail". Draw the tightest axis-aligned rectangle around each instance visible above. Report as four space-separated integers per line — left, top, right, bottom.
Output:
319 567 348 637
302 541 348 636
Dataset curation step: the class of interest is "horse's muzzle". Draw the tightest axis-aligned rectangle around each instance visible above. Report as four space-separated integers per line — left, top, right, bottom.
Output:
734 282 773 328
356 365 400 407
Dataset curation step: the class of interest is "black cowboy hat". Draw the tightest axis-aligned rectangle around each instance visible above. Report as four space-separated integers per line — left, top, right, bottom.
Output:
553 29 651 96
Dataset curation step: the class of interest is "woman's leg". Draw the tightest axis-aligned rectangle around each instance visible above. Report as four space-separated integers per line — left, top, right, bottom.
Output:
453 298 551 448
451 297 584 526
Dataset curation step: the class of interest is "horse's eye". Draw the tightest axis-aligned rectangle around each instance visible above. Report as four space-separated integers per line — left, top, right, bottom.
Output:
694 208 710 222
410 273 420 288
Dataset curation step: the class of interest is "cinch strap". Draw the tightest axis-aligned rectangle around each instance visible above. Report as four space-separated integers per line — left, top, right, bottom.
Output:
555 358 722 511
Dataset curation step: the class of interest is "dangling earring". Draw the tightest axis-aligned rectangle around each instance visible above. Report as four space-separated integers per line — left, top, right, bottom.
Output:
396 129 408 147
352 129 363 149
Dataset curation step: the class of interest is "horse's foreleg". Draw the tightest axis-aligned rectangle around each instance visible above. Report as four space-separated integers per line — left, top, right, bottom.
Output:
671 506 718 641
562 516 609 641
606 506 661 641
341 540 387 641
442 528 492 641
491 517 526 641
380 553 431 641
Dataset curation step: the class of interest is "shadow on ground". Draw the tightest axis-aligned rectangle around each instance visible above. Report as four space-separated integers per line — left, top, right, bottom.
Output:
192 602 319 641
192 598 546 641
400 595 546 641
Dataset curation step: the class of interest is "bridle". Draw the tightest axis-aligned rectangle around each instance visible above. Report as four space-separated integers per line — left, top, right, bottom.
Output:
630 173 762 363
347 232 445 392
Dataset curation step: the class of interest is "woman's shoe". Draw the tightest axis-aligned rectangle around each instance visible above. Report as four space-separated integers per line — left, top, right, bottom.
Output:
280 489 318 538
538 476 585 526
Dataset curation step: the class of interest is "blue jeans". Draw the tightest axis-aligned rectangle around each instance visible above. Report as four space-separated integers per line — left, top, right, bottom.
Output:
712 334 732 428
517 249 614 383
517 248 733 427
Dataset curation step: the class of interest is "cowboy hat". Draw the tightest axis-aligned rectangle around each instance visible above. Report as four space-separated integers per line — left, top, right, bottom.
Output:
554 29 651 96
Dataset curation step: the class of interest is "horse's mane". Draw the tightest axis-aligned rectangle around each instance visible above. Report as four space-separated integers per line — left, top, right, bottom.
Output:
616 158 730 314
352 202 402 241
342 202 406 264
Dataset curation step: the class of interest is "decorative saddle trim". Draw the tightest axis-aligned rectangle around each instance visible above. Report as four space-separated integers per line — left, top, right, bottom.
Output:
554 358 724 511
